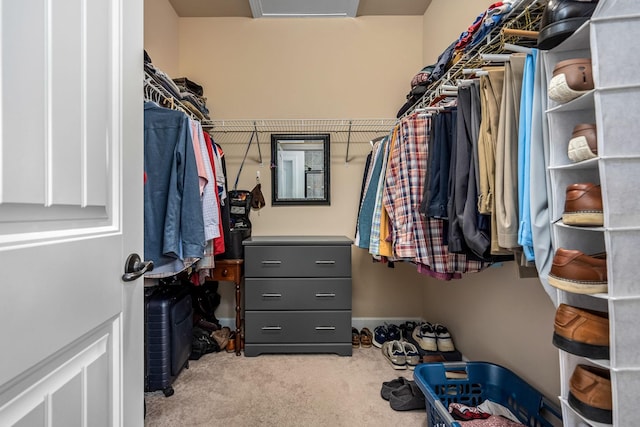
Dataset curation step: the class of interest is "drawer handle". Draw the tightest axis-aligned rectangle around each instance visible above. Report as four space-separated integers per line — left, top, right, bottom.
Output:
315 260 336 265
261 326 282 331
315 293 336 298
315 326 336 331
261 260 282 265
261 293 282 298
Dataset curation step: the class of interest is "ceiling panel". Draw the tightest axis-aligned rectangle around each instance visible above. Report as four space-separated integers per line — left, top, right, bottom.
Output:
168 0 431 17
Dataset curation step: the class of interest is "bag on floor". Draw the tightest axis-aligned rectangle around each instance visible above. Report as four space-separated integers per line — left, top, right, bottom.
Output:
190 327 219 360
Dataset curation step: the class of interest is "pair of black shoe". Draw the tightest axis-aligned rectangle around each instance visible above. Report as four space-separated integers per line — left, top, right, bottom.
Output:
380 377 426 411
538 0 599 50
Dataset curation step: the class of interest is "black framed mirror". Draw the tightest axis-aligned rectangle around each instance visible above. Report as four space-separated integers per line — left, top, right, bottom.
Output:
271 134 330 205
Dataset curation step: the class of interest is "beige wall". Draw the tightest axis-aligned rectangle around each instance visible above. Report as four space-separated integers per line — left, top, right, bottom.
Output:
144 0 180 76
143 0 561 402
177 16 422 119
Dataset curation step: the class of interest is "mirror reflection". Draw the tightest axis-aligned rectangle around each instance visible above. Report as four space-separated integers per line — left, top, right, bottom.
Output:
271 134 330 205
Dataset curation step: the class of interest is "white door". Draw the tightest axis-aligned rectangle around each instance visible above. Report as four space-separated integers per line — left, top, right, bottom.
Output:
278 151 305 198
0 0 143 426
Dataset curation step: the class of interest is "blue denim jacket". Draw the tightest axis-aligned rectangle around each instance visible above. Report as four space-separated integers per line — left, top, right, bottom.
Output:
144 102 205 274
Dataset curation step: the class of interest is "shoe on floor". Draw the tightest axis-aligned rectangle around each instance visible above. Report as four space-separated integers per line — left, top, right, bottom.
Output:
380 376 412 401
212 327 230 350
373 325 388 348
548 248 607 294
226 331 236 353
399 320 419 340
568 364 612 424
386 324 401 341
382 340 406 370
548 58 594 104
563 183 603 227
434 324 455 352
360 328 373 348
553 303 609 359
412 322 437 351
352 327 360 348
389 382 426 411
402 342 420 370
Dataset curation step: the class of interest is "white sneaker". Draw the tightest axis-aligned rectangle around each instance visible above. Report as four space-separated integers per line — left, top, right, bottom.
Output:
382 340 407 370
412 322 437 351
434 324 455 352
402 342 420 370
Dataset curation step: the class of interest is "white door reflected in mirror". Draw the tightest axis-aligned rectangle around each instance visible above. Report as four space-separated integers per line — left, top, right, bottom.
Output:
271 134 330 205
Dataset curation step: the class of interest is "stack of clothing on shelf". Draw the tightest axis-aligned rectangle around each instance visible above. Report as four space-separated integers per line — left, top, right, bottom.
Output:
173 77 210 120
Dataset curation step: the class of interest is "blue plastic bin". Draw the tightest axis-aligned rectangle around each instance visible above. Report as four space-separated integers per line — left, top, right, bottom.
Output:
413 362 562 427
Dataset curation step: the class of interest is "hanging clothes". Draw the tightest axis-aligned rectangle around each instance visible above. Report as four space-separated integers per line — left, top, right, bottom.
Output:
421 108 456 219
356 138 387 250
517 49 538 262
368 136 392 256
495 54 526 252
383 112 430 262
143 102 205 277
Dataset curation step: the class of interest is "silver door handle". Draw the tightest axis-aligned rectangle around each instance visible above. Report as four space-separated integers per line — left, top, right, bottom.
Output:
315 293 336 298
261 260 282 265
122 253 154 282
261 326 282 331
262 293 282 298
315 326 336 330
315 260 336 264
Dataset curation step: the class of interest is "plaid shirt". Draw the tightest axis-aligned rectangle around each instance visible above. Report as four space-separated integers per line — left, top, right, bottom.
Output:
383 113 488 274
383 114 429 260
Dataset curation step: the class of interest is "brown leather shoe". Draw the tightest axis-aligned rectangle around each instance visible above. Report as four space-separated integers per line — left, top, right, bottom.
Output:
568 123 597 163
569 364 612 424
553 304 609 359
548 248 607 294
226 331 236 353
549 58 594 103
360 328 373 348
563 183 603 226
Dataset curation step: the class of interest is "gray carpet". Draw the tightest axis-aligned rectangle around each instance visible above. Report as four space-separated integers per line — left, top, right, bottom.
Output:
145 347 429 426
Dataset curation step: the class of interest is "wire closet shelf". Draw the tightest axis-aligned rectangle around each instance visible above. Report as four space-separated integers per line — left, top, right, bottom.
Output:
205 118 398 163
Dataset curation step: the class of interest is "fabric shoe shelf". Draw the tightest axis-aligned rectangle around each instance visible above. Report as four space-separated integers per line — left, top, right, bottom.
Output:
543 2 640 425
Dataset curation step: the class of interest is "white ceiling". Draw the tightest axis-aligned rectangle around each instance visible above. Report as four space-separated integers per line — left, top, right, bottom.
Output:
168 0 432 18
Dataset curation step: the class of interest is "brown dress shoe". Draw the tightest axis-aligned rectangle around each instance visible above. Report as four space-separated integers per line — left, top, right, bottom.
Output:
569 364 612 424
553 304 609 359
548 248 607 294
549 58 594 103
568 123 597 163
563 183 603 227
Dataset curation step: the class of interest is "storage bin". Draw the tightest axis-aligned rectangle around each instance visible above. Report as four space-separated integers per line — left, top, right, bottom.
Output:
413 362 562 427
591 17 640 88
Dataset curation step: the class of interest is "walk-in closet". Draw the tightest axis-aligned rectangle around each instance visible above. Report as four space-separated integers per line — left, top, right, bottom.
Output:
131 0 635 425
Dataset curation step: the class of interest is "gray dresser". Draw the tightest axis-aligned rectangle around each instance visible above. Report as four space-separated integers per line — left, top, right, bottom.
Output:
242 236 353 356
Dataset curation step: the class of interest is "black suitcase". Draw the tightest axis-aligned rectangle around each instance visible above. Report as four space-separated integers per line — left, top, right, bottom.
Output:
145 284 193 397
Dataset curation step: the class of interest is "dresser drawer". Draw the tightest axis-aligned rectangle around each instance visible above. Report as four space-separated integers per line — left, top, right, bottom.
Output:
244 311 351 343
245 278 351 310
244 245 351 278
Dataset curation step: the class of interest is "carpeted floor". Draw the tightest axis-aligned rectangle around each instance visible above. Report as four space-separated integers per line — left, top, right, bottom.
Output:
145 346 429 426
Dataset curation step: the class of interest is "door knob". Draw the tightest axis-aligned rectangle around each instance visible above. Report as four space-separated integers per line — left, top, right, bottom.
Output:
122 253 154 282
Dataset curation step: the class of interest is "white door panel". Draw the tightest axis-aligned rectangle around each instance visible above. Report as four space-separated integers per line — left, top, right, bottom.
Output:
0 0 143 425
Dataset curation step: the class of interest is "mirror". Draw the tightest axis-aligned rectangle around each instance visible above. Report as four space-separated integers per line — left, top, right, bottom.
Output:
271 134 330 205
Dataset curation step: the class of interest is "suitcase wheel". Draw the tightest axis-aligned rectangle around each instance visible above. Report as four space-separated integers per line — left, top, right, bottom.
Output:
162 386 174 397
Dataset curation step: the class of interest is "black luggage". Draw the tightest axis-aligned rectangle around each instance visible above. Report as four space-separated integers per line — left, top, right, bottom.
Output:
145 284 193 397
